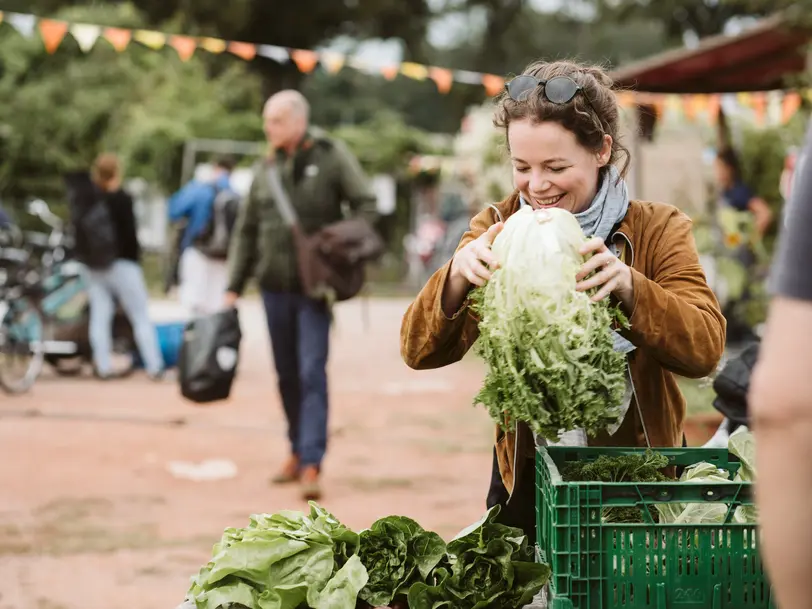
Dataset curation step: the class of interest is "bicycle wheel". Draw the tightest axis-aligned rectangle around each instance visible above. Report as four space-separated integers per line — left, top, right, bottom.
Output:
0 297 45 394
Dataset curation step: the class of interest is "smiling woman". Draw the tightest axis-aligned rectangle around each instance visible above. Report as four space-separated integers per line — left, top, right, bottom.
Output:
399 59 726 541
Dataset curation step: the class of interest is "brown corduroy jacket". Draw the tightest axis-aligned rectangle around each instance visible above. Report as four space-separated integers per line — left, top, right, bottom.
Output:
400 193 726 496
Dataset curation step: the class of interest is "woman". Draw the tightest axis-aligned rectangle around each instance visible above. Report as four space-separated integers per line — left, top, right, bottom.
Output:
76 153 165 380
400 60 726 539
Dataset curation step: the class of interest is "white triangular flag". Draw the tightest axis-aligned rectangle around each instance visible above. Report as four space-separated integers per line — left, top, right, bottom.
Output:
6 12 36 38
257 44 290 63
70 23 101 52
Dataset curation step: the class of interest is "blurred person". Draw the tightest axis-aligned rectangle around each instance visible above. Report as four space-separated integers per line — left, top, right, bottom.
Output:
715 147 773 236
714 147 773 344
0 202 11 229
400 60 725 540
224 90 377 500
73 153 165 380
169 156 237 316
750 122 812 609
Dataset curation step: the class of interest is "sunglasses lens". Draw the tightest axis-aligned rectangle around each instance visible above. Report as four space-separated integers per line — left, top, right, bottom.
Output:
545 77 579 104
507 76 540 101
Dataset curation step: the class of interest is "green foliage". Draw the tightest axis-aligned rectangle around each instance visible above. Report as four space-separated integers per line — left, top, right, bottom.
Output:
330 110 447 175
563 451 670 523
0 3 264 215
357 516 446 607
407 505 550 609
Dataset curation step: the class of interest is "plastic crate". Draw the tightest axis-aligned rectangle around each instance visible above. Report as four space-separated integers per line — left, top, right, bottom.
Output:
535 446 774 609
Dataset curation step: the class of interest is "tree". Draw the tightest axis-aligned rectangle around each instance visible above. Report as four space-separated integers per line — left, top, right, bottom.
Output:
591 0 795 42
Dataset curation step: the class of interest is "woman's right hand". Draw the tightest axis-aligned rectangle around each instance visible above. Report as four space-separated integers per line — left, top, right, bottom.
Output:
449 222 504 287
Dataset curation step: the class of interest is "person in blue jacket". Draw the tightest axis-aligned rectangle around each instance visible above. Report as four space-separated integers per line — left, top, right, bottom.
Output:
168 156 236 316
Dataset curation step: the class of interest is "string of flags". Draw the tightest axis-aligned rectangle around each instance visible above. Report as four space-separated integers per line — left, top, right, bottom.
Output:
1 10 808 126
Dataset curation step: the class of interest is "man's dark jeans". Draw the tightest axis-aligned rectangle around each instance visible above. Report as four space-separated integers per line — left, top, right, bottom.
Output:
262 291 331 468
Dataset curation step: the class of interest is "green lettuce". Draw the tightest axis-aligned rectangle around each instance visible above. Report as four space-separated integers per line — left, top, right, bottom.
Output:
187 502 368 609
407 506 550 609
469 206 628 442
358 516 446 607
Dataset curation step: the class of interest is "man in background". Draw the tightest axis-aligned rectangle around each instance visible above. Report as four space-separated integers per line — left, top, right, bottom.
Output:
750 121 812 609
225 90 377 500
169 156 237 316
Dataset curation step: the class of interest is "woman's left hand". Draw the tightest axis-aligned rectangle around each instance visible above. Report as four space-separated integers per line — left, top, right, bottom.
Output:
575 237 634 311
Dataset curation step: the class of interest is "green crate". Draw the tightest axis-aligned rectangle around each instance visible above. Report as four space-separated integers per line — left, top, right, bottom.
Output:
535 446 774 609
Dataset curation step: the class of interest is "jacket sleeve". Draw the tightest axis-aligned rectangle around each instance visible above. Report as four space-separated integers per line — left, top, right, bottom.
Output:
334 141 378 224
226 178 259 295
168 182 203 222
624 211 726 378
400 208 496 370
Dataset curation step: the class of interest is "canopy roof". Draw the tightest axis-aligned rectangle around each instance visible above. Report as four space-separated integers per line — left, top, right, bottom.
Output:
610 13 810 94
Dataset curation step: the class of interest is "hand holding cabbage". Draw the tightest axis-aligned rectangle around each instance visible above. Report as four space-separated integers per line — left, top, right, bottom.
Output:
469 207 629 442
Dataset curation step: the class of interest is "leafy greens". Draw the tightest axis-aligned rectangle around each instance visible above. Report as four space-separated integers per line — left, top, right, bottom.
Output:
470 206 628 442
186 502 367 609
407 505 550 609
358 516 447 607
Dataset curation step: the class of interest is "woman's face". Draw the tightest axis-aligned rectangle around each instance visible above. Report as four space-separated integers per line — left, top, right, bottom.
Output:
508 119 611 214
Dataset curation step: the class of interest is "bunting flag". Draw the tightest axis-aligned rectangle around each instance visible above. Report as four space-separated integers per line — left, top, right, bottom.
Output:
429 67 453 94
103 27 131 52
170 35 197 62
38 19 68 54
199 37 226 54
70 23 101 52
320 51 345 74
482 74 505 97
228 41 257 61
7 12 36 38
0 10 809 115
381 65 399 81
134 29 166 50
401 62 428 81
257 44 289 63
290 49 319 73
782 91 802 124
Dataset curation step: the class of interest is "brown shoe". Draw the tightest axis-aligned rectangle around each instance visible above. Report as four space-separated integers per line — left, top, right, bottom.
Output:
270 454 300 485
300 466 322 501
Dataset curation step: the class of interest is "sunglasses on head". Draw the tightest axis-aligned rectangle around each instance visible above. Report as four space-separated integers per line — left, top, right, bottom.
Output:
505 75 594 110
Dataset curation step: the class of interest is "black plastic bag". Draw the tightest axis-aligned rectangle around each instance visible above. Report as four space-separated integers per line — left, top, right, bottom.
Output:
179 308 241 404
712 340 760 426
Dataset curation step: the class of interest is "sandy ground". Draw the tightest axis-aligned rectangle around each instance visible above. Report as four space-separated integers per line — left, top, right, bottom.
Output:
0 297 495 609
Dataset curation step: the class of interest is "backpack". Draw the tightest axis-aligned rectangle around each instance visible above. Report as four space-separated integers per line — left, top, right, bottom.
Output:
194 186 241 260
76 195 118 269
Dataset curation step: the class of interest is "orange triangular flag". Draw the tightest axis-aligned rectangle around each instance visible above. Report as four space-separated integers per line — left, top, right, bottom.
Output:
39 19 69 54
228 41 257 61
682 95 698 122
616 91 635 108
482 74 505 97
381 65 399 81
429 67 453 94
104 27 132 52
752 92 767 125
782 92 802 124
291 49 319 74
707 94 721 122
170 35 197 61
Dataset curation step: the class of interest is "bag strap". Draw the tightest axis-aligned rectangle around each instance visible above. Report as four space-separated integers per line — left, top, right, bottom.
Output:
266 164 299 228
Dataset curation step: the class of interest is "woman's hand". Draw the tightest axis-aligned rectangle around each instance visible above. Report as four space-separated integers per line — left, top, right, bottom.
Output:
442 222 503 317
449 222 504 287
576 237 634 312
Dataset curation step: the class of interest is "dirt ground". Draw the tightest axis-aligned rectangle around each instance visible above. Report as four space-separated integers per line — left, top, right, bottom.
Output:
0 297 496 609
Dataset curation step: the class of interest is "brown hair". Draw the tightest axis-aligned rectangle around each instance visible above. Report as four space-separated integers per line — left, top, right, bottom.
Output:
91 153 121 192
494 60 631 178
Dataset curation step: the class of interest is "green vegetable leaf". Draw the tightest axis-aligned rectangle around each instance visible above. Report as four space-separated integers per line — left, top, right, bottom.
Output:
408 506 549 609
469 206 628 442
310 554 369 609
358 515 446 606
